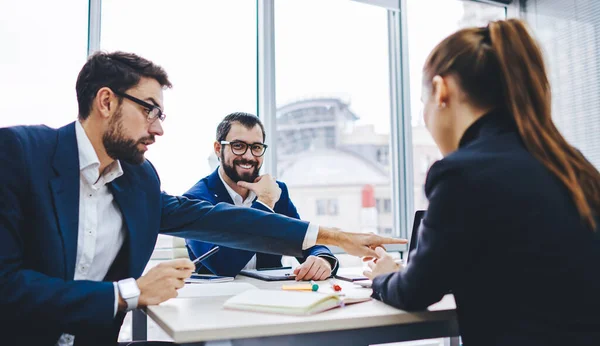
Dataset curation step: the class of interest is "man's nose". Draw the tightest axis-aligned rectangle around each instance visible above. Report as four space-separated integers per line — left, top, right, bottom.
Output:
149 119 164 137
241 148 254 161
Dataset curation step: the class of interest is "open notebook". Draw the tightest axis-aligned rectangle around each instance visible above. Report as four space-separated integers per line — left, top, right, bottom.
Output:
223 289 371 316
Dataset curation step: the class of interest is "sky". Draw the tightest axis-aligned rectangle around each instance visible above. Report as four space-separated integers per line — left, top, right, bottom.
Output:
0 0 503 195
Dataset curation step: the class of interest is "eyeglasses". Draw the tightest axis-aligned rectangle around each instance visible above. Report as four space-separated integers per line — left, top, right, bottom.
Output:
113 90 166 122
221 140 268 157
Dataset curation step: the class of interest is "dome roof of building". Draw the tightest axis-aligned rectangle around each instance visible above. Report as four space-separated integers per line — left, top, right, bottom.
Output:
277 97 359 121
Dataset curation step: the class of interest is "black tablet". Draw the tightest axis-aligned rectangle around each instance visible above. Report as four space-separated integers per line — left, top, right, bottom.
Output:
239 268 297 281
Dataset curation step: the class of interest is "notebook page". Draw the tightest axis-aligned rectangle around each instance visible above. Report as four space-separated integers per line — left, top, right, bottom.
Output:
223 289 342 315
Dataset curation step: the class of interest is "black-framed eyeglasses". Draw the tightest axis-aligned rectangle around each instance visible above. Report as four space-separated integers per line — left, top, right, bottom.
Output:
113 90 166 122
220 140 268 157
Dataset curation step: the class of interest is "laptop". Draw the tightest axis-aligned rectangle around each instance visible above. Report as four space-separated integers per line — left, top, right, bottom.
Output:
354 210 425 288
406 210 426 264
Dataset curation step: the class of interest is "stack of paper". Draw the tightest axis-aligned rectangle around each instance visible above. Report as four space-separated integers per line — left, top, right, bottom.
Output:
185 274 234 284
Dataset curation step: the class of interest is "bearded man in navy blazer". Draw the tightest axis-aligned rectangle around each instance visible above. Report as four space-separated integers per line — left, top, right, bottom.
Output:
0 51 404 346
185 113 338 280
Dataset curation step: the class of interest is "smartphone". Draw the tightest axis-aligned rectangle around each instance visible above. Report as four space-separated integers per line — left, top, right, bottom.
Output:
186 274 234 283
334 273 369 282
189 274 231 280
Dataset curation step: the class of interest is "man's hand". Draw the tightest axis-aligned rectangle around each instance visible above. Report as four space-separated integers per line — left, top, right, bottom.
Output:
293 256 332 281
134 258 194 308
237 174 281 209
316 227 407 259
363 247 402 280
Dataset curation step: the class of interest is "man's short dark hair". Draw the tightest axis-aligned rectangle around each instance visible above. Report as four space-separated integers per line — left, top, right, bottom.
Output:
76 51 172 120
216 112 266 142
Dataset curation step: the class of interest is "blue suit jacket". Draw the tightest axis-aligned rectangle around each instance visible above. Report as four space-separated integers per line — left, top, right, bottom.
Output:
0 123 313 346
184 169 337 277
371 110 600 346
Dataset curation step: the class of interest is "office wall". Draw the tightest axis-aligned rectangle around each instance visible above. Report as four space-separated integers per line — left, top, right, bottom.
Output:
523 0 600 169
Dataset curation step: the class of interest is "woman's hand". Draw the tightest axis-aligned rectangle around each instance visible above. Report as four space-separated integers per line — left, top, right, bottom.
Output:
363 247 403 280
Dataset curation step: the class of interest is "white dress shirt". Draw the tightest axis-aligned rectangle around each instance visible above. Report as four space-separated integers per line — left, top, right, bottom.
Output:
57 121 125 346
217 170 319 270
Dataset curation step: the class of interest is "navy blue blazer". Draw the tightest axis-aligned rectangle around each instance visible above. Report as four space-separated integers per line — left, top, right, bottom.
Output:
184 169 338 277
0 123 313 346
372 110 600 346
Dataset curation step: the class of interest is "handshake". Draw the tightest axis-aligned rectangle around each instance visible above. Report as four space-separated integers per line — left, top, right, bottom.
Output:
123 229 406 310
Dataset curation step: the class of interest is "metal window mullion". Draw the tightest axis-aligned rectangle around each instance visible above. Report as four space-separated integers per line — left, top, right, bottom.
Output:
87 0 102 56
257 0 277 177
388 3 413 241
506 0 522 18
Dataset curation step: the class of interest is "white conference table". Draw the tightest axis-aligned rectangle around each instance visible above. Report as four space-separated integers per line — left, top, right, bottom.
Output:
137 268 459 346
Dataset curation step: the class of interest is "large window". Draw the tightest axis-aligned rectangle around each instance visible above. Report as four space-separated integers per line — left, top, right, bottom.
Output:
275 0 393 235
101 1 257 341
406 0 506 211
316 199 339 216
523 0 600 169
0 1 89 128
101 0 257 196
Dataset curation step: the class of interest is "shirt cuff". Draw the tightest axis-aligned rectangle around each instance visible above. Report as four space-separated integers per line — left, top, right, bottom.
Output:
318 254 339 273
113 282 119 317
255 200 274 212
302 223 319 250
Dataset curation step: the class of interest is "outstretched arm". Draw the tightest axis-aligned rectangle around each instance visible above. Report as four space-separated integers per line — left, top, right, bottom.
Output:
160 192 405 259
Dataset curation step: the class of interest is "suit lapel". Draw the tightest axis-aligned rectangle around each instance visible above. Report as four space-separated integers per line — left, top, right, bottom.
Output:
207 168 234 204
49 122 80 280
110 173 148 277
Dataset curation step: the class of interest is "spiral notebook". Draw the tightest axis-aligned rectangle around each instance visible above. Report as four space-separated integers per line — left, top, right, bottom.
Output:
223 289 371 315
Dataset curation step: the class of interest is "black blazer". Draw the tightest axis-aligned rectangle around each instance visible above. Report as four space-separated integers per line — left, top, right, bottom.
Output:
372 110 600 346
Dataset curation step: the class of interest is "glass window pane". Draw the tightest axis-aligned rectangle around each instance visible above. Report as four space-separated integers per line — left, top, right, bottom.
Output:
101 0 257 195
275 0 392 235
523 1 600 169
406 0 506 211
101 1 256 341
0 1 89 128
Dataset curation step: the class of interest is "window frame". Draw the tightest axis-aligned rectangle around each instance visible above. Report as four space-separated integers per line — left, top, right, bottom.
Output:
89 0 520 249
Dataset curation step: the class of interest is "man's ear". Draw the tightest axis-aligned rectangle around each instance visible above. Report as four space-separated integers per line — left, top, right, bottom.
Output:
95 87 117 120
214 141 221 160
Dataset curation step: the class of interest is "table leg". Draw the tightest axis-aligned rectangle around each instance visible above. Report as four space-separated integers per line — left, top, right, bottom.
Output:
132 309 148 341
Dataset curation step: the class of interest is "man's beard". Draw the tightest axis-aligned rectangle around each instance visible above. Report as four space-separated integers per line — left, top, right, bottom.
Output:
221 151 260 183
103 109 154 165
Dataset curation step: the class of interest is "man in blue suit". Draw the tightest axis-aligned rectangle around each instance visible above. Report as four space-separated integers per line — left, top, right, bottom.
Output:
0 51 404 346
185 113 338 281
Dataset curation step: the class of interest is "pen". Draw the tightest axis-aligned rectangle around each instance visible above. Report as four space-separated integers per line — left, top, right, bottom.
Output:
330 278 342 292
256 266 292 271
192 246 220 266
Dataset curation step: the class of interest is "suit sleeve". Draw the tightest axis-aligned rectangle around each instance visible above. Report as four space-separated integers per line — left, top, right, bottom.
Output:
278 183 339 274
160 193 308 257
0 128 115 334
371 161 482 310
182 189 258 277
